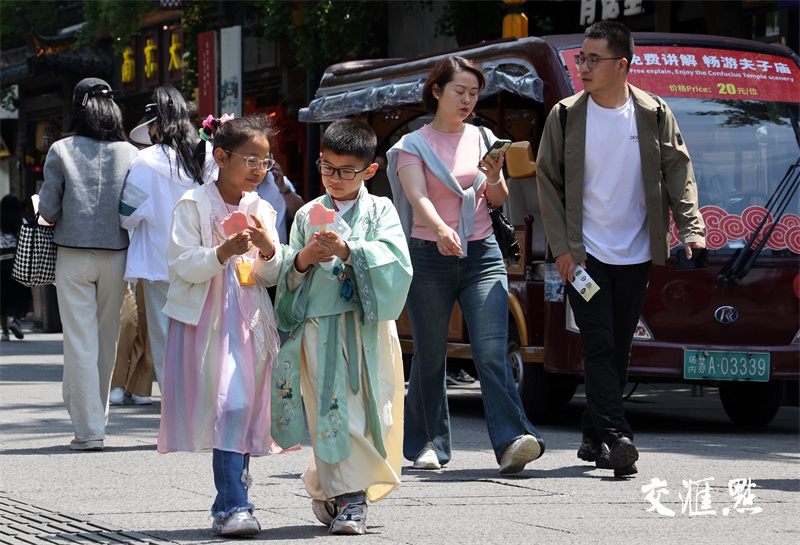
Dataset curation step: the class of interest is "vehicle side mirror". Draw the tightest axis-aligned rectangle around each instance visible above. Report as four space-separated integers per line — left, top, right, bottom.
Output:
505 141 537 179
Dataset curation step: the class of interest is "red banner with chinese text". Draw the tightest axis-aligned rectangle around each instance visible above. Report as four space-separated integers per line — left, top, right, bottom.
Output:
197 31 217 119
563 46 800 103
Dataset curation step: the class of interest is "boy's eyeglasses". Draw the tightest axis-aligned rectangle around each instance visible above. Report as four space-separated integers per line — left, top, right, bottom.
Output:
316 158 369 181
574 55 623 69
224 150 275 171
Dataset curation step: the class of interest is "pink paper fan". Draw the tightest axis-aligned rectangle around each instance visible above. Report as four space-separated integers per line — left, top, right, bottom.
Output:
221 211 250 236
308 203 335 230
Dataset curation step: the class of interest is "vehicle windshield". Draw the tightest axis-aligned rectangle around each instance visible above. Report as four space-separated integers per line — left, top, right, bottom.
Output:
666 98 800 255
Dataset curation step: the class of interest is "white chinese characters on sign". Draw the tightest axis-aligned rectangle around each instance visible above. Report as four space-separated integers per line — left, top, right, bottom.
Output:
630 51 792 75
581 0 643 26
643 478 763 517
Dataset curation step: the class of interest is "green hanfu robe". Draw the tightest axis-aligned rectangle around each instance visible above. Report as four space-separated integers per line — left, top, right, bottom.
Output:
272 188 412 498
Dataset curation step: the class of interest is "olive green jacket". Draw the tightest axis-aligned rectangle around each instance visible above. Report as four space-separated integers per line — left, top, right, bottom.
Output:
535 84 705 266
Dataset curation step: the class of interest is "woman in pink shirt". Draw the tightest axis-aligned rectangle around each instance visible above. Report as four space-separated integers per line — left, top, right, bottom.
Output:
386 56 545 474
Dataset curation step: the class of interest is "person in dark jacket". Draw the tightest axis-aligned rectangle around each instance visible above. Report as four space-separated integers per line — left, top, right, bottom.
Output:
0 194 31 341
536 22 705 477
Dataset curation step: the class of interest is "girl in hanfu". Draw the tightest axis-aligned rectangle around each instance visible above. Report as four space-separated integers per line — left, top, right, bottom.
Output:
157 114 291 537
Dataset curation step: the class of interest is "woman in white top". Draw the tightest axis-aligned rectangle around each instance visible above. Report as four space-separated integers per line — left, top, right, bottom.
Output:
120 86 202 389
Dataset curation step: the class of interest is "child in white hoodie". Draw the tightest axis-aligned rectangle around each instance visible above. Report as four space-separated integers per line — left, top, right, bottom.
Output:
119 86 203 390
157 113 292 537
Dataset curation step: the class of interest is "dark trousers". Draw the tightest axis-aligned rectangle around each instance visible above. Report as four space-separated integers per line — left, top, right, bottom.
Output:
567 254 652 447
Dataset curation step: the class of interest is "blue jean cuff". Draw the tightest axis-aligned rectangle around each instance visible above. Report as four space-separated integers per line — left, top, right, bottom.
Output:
211 503 254 519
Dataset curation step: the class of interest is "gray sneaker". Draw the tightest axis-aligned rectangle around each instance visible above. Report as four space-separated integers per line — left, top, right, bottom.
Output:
212 510 260 537
8 319 23 339
312 499 339 525
329 502 368 535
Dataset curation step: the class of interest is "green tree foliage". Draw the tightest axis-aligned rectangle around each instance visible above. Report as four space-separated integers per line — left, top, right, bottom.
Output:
179 0 217 98
75 0 157 55
693 100 789 127
254 0 388 73
1 0 84 51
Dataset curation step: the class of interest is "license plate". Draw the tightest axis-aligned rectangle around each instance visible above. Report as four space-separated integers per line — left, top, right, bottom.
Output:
684 350 770 382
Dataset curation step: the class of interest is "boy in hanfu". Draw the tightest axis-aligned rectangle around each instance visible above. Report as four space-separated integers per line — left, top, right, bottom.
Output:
271 119 412 535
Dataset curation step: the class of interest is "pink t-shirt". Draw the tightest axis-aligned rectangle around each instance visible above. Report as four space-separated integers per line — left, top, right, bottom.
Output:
396 124 493 242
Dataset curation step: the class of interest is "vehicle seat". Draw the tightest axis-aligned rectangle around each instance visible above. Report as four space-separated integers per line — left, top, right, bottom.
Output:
505 142 547 261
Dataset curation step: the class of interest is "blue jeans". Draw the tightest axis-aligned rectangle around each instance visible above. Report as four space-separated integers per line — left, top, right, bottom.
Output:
211 449 253 517
403 235 541 464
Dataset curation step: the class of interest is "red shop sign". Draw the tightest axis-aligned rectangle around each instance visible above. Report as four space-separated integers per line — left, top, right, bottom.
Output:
563 46 800 103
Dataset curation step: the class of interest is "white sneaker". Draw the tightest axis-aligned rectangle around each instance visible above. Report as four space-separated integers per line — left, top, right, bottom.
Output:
311 499 339 525
70 439 103 451
499 435 543 474
109 387 125 405
412 441 441 469
124 391 152 405
212 510 260 536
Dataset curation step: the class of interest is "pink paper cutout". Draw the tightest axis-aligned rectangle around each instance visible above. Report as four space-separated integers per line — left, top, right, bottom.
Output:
221 211 250 236
308 203 335 229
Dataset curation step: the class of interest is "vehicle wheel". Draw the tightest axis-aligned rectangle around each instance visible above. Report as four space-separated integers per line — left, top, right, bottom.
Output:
719 381 781 426
518 360 579 423
508 321 578 422
549 373 579 407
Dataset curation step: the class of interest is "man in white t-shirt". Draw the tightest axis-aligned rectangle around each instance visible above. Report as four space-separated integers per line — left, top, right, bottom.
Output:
536 21 705 477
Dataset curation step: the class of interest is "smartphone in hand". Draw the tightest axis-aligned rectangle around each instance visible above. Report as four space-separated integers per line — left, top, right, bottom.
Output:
675 248 709 270
482 139 512 162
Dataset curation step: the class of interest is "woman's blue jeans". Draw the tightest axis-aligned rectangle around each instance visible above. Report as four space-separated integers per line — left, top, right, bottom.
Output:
211 449 253 517
403 235 541 465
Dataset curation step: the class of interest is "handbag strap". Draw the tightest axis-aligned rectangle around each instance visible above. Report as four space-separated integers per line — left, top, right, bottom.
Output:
477 126 491 153
477 126 500 212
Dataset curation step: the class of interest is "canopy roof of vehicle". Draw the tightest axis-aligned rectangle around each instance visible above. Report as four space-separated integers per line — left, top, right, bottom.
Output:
300 33 798 123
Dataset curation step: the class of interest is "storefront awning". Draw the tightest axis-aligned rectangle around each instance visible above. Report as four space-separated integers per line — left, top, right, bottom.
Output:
300 58 544 123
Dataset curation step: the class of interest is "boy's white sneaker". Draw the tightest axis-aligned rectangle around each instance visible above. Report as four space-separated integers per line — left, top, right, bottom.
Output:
412 441 441 469
329 502 367 535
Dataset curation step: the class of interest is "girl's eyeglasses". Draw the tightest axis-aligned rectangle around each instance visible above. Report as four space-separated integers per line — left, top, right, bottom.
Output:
224 150 275 171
